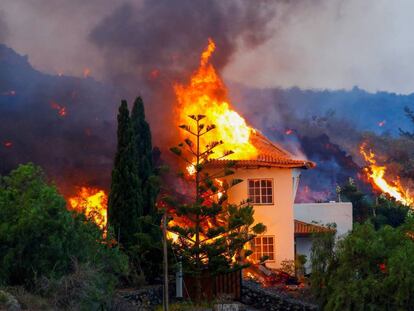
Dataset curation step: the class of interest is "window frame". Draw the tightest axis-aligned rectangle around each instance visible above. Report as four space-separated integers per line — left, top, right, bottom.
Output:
251 235 275 262
247 178 274 205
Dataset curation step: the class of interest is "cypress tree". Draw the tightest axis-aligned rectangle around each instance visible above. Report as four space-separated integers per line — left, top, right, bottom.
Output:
131 97 158 216
108 100 143 248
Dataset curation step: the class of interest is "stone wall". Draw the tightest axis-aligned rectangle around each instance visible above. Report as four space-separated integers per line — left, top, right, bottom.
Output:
112 285 165 311
241 282 319 311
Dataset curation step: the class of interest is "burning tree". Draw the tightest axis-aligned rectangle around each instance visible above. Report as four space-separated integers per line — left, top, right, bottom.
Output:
164 114 265 301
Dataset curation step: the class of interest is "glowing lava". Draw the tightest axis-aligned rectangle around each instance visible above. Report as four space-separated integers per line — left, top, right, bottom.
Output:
3 141 13 148
50 101 67 117
68 187 108 230
360 142 413 206
83 68 91 78
378 120 386 127
174 38 257 170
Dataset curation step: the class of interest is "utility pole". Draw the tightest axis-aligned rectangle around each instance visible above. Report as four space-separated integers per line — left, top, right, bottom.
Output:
162 211 169 311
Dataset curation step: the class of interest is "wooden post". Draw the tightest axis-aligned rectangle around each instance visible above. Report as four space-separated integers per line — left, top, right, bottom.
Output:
162 211 169 311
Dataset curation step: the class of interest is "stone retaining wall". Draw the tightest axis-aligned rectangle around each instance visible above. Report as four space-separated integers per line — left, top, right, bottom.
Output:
112 285 165 311
241 282 319 311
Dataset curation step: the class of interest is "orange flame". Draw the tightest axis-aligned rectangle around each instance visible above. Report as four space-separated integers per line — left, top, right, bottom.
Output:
68 187 108 230
83 67 91 78
174 38 257 171
360 142 413 206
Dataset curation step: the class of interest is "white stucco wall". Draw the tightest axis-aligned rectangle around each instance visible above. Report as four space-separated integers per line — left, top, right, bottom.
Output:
294 202 353 272
294 202 353 237
219 167 295 269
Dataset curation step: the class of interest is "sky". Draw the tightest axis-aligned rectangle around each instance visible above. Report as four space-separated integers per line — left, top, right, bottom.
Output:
2 0 414 94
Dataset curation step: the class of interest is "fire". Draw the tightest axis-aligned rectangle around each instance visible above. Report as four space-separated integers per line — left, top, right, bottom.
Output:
149 69 160 80
68 187 108 230
174 38 257 171
360 142 413 206
83 67 91 78
50 101 67 117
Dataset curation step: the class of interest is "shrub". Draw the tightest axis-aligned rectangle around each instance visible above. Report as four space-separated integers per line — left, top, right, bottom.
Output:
0 164 128 308
311 220 414 310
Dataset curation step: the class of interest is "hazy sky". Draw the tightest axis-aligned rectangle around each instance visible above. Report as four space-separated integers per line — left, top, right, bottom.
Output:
2 0 414 94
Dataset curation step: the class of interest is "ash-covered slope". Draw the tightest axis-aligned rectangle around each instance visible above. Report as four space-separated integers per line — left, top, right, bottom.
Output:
0 44 120 195
230 83 414 202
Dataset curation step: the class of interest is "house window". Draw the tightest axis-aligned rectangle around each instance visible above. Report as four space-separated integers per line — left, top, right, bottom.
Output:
251 236 275 261
248 179 273 204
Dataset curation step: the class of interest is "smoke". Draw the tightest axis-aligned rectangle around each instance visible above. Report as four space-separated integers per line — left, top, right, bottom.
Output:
225 0 414 94
2 0 413 203
0 0 278 195
88 0 277 145
0 10 9 42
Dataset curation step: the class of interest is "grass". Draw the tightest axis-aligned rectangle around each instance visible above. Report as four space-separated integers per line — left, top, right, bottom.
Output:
3 287 52 310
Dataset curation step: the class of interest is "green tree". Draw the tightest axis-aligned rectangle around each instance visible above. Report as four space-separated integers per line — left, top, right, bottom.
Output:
311 220 414 310
372 195 409 229
339 178 373 222
131 97 158 216
165 114 265 301
130 97 162 283
0 163 127 308
339 178 410 227
108 100 143 248
399 106 414 140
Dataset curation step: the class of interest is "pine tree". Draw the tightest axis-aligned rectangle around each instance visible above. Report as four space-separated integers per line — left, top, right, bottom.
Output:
165 114 265 301
108 100 143 248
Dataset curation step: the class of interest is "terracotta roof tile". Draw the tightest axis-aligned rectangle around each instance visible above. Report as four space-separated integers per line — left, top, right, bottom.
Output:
294 220 334 235
207 130 316 169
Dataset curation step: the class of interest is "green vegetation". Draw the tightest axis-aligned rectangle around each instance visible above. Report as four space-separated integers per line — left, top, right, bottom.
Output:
0 163 128 309
311 218 414 310
311 179 414 310
339 178 410 226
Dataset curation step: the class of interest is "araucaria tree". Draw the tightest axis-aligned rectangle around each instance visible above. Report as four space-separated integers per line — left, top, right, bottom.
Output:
165 114 265 300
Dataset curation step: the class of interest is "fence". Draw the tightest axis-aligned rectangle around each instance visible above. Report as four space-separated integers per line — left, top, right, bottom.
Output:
184 269 242 300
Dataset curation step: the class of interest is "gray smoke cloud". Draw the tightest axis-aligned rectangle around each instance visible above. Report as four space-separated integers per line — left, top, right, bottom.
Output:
0 10 9 42
88 0 278 145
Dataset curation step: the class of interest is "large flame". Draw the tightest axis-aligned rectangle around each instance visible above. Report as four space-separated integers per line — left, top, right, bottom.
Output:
360 142 413 206
174 39 257 165
68 187 108 230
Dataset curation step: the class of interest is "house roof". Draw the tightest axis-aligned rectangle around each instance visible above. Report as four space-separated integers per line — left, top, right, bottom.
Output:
294 220 334 236
207 130 316 169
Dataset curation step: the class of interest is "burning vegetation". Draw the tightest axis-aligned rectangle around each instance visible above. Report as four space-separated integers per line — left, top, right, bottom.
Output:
68 187 108 230
360 142 413 206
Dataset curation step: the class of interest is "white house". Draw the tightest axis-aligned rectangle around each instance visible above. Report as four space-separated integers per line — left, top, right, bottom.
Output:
206 130 353 270
206 131 316 269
